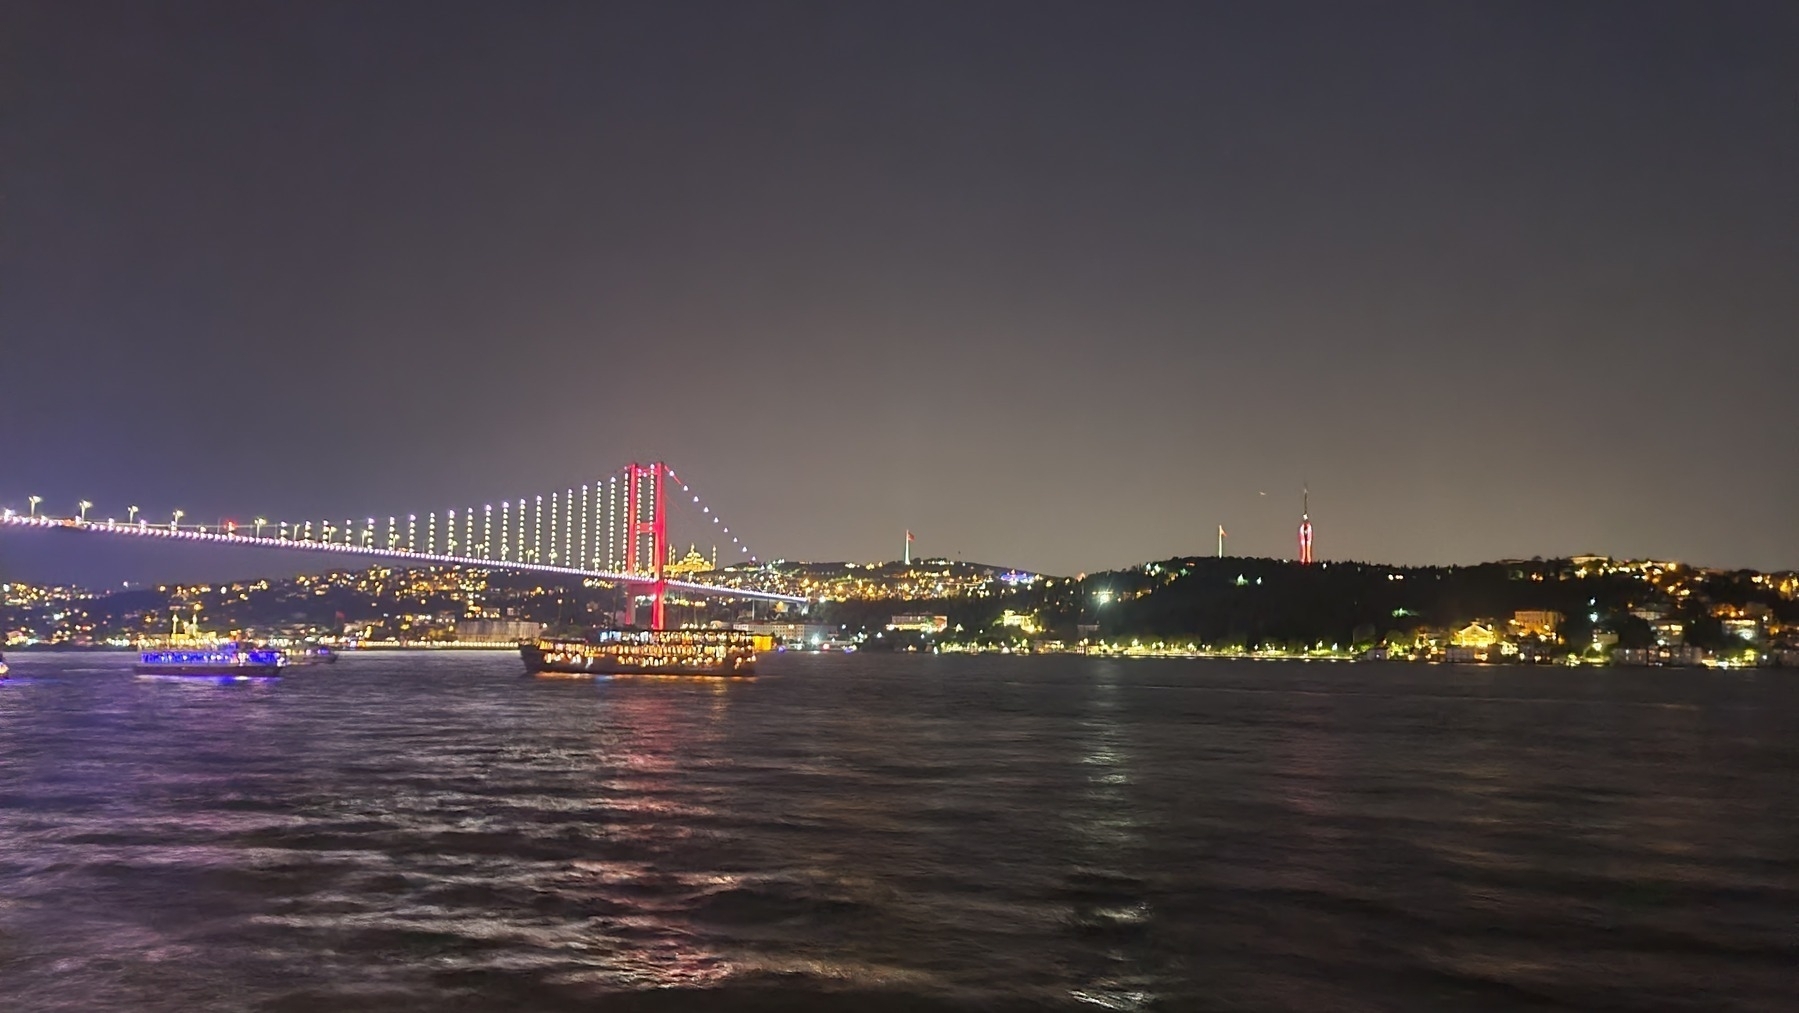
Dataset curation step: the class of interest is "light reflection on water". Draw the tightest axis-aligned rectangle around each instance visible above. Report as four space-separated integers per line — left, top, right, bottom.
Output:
0 651 1796 1011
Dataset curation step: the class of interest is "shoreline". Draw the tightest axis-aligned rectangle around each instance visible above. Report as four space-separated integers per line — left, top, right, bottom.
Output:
3 642 522 653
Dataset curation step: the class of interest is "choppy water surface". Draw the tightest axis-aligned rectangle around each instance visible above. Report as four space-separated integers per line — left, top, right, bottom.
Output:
1 653 1795 1011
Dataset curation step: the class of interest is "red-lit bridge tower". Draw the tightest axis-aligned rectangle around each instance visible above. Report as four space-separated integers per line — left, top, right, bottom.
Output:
622 461 669 628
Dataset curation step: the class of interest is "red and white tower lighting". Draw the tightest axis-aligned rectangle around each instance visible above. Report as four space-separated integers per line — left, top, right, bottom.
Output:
1297 486 1314 564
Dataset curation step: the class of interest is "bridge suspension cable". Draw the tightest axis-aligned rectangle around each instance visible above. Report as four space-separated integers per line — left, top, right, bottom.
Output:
0 462 799 619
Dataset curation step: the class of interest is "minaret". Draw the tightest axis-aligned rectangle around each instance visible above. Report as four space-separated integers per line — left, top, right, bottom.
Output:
1217 524 1226 559
1298 486 1314 564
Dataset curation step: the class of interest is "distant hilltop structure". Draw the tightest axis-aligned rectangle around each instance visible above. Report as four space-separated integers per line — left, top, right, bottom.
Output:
664 544 717 576
1297 486 1314 565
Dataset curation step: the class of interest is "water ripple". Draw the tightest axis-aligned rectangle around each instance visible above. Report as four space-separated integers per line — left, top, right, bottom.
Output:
1 651 1796 1010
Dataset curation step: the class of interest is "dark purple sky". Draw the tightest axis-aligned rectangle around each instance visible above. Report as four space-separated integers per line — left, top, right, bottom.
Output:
4 1 1797 585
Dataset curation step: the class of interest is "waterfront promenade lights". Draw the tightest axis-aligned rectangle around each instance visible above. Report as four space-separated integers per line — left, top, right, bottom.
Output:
171 509 184 533
77 501 92 522
27 496 41 518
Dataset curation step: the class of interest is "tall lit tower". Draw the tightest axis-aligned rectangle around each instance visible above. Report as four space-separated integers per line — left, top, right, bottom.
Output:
1297 486 1314 564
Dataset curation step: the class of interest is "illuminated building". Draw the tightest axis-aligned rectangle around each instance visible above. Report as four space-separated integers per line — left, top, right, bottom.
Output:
1508 610 1563 638
998 610 1041 634
1450 622 1499 648
1723 617 1763 643
665 544 717 577
453 619 544 644
1650 618 1686 646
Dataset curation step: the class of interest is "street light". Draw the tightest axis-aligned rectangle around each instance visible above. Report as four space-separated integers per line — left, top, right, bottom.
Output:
255 518 267 538
128 505 139 524
171 509 184 532
77 501 92 522
28 496 42 518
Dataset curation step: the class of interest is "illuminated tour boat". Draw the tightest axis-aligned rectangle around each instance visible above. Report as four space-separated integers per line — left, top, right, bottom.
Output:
134 615 286 679
135 644 287 679
521 629 771 678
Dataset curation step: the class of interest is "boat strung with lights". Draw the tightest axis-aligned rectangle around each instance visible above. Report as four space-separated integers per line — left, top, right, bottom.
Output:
521 630 771 678
135 644 287 679
134 616 287 679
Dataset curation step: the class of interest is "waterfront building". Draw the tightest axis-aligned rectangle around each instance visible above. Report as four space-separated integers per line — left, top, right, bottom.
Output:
1614 645 1706 667
735 620 833 645
454 619 545 643
1450 622 1499 649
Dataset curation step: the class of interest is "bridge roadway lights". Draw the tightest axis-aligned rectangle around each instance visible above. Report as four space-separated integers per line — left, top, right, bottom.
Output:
0 512 804 605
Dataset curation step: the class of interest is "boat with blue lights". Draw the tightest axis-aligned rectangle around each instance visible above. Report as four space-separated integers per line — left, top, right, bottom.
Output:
135 644 287 678
134 616 286 679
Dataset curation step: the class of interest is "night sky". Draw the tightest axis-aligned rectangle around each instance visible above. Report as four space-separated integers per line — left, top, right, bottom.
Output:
4 1 1797 585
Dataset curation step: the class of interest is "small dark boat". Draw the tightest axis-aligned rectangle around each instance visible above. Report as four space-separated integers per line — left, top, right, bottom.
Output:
522 630 769 678
285 646 338 665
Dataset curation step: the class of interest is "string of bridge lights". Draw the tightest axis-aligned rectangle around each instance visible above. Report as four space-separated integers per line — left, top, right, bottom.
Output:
0 511 802 602
663 464 758 565
1 463 764 576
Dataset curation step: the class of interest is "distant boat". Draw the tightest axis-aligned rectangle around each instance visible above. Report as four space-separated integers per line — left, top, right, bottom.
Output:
0 651 9 678
284 645 338 665
134 616 284 679
522 630 769 678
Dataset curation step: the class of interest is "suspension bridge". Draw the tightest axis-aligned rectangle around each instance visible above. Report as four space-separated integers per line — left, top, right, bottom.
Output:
0 461 805 628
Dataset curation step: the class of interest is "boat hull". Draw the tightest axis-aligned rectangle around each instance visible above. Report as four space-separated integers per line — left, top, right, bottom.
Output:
521 637 760 679
136 646 286 679
134 664 283 679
